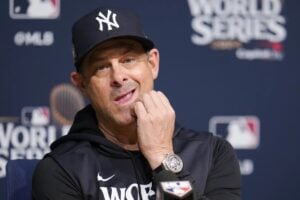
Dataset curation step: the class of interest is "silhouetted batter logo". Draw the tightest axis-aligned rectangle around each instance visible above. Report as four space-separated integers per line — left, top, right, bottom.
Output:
21 106 50 126
9 0 60 19
209 116 260 149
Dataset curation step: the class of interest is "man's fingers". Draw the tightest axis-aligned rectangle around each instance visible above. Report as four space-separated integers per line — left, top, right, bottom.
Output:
134 101 147 119
157 91 174 111
141 92 157 114
135 91 175 123
149 91 167 112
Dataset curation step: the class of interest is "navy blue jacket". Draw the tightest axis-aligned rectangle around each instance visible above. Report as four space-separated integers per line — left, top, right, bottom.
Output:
32 105 241 200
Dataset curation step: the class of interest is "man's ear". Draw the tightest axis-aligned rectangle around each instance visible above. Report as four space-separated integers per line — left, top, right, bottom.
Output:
147 48 160 80
70 71 88 97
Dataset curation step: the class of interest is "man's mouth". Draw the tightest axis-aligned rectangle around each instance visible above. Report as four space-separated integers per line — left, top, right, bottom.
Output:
114 89 136 105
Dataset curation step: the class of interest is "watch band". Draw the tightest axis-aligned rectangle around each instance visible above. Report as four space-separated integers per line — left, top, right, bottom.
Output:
153 164 165 174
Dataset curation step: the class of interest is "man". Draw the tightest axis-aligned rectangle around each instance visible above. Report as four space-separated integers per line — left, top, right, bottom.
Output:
32 7 241 200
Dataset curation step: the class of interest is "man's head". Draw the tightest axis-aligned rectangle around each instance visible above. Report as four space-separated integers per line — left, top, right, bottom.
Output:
71 7 159 128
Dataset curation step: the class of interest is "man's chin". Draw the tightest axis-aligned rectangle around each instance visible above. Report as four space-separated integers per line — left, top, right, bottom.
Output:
116 110 137 126
121 103 137 117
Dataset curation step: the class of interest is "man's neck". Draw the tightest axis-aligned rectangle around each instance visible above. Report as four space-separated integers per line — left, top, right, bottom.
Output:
98 120 139 151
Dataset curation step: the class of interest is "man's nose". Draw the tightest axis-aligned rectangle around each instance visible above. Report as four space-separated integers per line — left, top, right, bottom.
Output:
110 63 128 87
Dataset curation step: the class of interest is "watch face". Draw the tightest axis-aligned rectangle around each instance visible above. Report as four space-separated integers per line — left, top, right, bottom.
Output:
164 154 183 173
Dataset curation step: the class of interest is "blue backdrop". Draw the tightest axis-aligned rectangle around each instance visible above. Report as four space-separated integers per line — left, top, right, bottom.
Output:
1 0 300 199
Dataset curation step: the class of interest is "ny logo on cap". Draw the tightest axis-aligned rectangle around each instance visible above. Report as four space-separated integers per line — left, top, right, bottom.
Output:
95 9 119 31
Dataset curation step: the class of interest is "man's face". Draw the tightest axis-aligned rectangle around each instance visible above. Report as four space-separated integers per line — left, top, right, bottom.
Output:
73 39 159 127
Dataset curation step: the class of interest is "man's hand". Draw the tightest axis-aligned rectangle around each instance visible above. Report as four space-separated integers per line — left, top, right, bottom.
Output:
134 90 175 169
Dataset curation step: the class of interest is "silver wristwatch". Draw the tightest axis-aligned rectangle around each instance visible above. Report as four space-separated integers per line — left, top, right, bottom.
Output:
162 153 183 173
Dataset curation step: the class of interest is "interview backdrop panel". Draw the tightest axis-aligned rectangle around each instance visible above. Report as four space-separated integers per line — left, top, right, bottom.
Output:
1 0 299 199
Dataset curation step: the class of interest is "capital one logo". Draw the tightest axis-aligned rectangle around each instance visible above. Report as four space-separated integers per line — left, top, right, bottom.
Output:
209 116 260 149
95 9 119 31
9 0 60 19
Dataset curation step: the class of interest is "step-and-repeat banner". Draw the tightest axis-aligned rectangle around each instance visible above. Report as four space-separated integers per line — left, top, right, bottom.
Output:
1 0 299 199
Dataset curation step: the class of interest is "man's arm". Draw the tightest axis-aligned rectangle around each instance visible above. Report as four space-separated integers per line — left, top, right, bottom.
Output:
134 90 176 169
134 90 241 199
32 157 83 200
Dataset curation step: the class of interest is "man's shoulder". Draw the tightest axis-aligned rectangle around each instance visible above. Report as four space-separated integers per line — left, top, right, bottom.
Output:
174 124 231 149
32 156 83 199
47 139 97 161
175 125 214 141
43 140 102 178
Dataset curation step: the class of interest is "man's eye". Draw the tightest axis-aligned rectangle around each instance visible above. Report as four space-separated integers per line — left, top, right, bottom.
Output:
122 57 136 64
97 64 109 70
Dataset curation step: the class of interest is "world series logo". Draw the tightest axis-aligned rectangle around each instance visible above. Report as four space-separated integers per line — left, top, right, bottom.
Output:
187 0 287 61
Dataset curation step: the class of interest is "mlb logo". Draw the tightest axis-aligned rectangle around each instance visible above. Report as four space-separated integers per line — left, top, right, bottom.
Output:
9 0 60 19
209 116 260 149
21 106 50 126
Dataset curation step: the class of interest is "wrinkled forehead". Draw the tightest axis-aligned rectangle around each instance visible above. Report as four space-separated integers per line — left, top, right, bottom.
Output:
79 38 146 74
87 38 145 60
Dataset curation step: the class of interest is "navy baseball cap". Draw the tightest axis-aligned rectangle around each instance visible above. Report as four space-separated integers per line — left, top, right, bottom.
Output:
72 7 155 70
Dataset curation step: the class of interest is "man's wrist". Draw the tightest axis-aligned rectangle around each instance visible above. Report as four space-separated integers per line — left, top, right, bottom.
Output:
146 151 174 170
153 164 165 174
